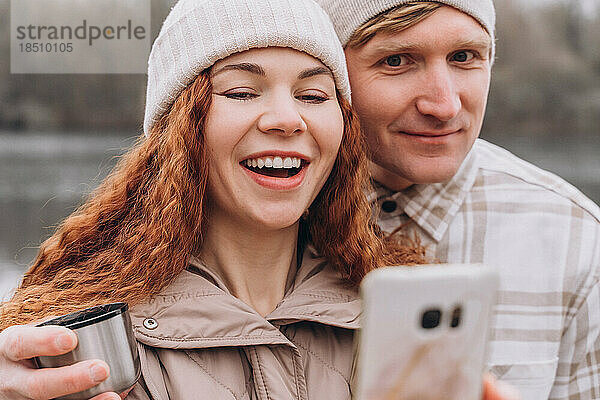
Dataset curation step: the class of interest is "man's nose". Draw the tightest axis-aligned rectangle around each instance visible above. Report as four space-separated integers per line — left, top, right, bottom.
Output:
257 93 307 136
415 64 461 122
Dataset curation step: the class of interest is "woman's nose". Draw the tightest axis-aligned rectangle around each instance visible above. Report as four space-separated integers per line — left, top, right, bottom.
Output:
257 94 308 136
415 64 461 122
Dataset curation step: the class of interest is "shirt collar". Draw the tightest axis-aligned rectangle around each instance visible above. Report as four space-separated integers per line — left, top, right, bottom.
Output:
372 143 480 242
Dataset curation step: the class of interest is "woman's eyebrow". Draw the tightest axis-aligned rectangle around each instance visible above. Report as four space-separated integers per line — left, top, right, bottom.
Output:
212 64 332 80
298 67 332 80
212 63 265 77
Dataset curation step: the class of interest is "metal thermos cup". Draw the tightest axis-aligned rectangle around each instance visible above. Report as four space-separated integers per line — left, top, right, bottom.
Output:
34 302 141 400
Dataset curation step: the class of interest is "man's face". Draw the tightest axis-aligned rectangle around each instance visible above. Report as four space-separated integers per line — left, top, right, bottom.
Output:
345 6 492 190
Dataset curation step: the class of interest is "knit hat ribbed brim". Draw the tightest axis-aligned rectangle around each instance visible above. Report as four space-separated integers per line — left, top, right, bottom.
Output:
144 0 350 135
314 0 495 54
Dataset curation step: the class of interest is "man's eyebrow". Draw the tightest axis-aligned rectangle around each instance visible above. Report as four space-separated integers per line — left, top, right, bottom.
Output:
298 66 333 80
365 42 423 56
364 37 492 57
212 63 265 77
453 38 492 52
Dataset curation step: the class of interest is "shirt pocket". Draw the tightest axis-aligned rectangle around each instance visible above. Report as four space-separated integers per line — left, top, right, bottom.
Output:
489 357 559 400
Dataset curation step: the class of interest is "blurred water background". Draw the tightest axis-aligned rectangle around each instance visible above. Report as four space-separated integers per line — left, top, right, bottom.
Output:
1 0 599 300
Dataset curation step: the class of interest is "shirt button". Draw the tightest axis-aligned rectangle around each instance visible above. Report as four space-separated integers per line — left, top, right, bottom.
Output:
381 200 397 213
143 318 158 330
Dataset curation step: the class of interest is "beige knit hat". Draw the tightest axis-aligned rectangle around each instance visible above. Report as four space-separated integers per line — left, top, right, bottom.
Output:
314 0 495 53
144 0 350 135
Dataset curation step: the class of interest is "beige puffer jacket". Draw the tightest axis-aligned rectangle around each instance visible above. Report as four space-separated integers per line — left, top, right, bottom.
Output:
126 248 360 400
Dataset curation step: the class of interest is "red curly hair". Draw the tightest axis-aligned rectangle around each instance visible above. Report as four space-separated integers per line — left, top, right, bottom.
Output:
0 70 424 330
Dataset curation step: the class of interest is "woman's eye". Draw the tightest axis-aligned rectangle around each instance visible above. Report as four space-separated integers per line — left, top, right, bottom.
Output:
224 91 257 101
451 51 475 63
297 94 328 104
384 54 409 67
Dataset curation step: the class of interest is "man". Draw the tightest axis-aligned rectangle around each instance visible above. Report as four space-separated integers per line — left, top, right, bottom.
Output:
316 0 600 399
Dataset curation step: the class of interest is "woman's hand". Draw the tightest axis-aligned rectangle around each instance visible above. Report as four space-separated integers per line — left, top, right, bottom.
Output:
483 374 521 400
0 324 122 400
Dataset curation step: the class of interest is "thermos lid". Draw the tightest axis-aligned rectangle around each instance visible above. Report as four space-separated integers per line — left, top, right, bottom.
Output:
37 302 128 330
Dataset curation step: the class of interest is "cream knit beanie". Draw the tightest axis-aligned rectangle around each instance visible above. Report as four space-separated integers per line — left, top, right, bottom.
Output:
144 0 350 135
314 0 495 53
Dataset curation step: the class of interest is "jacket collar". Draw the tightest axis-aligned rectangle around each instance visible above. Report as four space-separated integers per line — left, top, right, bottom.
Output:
372 141 480 242
130 246 360 350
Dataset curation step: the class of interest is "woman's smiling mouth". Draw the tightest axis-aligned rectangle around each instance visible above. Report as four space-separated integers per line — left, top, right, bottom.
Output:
240 153 311 190
242 156 305 178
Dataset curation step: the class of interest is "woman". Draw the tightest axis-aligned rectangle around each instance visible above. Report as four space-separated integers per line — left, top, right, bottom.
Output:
0 0 422 398
0 0 517 399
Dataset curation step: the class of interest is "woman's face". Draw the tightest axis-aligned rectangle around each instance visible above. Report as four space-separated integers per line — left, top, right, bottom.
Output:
204 47 344 230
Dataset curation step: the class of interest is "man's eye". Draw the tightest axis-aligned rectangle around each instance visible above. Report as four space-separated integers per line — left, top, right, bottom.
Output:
451 51 475 63
384 55 408 67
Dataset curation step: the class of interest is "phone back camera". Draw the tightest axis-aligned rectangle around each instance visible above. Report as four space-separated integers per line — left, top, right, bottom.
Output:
421 309 441 329
450 306 462 328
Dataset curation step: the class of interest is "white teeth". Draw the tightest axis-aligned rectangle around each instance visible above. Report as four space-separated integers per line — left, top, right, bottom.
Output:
244 156 303 169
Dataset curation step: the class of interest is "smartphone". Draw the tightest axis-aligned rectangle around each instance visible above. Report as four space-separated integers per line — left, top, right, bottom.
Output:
353 264 499 400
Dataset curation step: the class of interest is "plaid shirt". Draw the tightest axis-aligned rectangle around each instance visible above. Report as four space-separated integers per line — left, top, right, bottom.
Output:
371 139 600 399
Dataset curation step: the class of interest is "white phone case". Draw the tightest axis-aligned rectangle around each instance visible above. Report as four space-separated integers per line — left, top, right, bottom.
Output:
354 264 499 400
